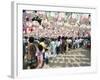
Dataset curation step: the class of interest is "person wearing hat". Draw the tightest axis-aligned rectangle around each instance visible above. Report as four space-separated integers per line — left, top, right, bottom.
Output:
39 38 47 63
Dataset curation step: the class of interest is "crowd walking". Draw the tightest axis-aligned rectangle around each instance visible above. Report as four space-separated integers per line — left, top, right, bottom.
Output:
23 10 91 69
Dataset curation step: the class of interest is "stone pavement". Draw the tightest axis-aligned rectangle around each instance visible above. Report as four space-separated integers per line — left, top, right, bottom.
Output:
43 48 91 68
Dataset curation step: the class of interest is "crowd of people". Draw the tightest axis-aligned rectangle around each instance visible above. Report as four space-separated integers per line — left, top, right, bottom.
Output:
23 10 91 38
23 10 91 69
23 36 91 69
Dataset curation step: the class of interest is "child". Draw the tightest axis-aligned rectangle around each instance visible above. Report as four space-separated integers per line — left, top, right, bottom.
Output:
36 44 44 68
45 48 49 65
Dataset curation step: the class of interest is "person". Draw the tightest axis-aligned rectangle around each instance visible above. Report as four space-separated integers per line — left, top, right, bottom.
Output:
36 44 44 68
61 37 67 54
75 37 80 48
23 36 28 58
50 38 57 57
23 36 29 69
39 38 47 62
27 37 38 69
56 37 61 55
66 37 72 51
45 48 49 65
